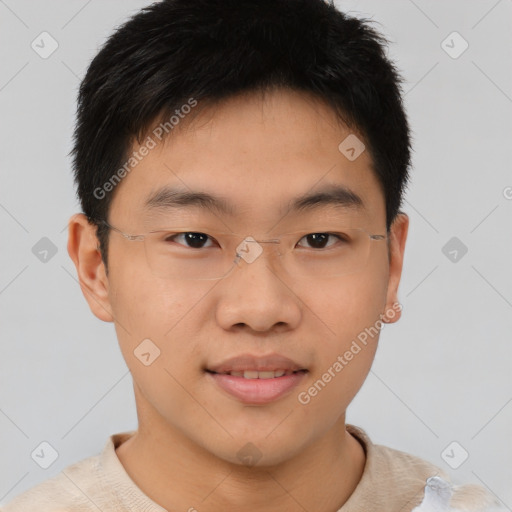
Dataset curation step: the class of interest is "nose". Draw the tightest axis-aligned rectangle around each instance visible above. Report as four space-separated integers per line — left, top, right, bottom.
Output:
214 238 302 333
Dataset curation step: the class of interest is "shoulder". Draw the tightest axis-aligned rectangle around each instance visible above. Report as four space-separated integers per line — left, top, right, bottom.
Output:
346 425 504 512
0 432 138 512
411 475 506 512
1 452 103 512
348 424 449 490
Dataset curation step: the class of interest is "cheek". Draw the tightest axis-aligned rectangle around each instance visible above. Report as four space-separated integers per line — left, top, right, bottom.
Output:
107 256 212 367
294 255 389 415
302 251 389 343
314 279 383 379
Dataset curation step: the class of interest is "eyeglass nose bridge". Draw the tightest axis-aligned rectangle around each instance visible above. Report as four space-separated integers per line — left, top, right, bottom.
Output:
233 236 282 266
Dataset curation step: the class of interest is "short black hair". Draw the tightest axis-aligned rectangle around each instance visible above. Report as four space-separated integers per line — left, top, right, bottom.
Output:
71 0 412 267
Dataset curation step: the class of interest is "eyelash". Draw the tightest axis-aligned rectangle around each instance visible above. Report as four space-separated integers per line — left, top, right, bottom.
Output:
164 232 348 250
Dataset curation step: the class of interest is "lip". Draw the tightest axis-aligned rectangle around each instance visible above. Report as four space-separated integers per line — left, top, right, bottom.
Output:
206 370 307 405
205 353 308 405
206 353 306 374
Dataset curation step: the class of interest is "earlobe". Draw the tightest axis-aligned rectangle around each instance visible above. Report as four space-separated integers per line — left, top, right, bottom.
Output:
382 213 409 324
67 213 114 322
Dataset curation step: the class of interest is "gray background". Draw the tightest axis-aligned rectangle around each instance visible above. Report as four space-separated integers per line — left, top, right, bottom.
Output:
1 0 511 507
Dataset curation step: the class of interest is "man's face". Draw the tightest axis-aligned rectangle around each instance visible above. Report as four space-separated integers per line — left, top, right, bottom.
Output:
75 89 407 465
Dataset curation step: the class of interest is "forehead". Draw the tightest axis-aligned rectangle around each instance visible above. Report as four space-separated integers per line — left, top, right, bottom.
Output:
109 89 385 227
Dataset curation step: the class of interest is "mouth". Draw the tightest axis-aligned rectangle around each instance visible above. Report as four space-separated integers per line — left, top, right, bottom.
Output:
205 353 307 375
205 369 307 379
204 353 308 404
205 370 308 404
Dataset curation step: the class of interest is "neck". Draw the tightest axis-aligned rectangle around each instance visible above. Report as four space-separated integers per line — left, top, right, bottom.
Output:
116 387 365 512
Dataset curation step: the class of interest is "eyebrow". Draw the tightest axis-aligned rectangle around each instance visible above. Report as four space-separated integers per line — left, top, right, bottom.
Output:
143 184 365 217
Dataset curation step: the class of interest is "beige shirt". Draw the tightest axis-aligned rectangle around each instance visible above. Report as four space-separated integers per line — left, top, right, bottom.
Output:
1 425 501 512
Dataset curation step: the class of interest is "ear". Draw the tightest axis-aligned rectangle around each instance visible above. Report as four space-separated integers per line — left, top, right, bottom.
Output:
67 213 113 322
382 212 409 324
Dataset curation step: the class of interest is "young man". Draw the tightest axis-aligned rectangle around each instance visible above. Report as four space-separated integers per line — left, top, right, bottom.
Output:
2 0 504 510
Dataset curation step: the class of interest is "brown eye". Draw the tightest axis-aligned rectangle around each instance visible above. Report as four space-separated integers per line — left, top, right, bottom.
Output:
297 233 346 250
165 232 214 249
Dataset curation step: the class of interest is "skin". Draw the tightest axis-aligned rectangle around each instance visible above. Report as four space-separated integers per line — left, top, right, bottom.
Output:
68 88 409 512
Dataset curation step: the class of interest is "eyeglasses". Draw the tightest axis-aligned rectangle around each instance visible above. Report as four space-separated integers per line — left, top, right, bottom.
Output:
98 219 387 281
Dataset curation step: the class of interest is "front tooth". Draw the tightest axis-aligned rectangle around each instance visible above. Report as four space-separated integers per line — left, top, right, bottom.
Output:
274 370 285 377
258 371 276 379
243 370 259 379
